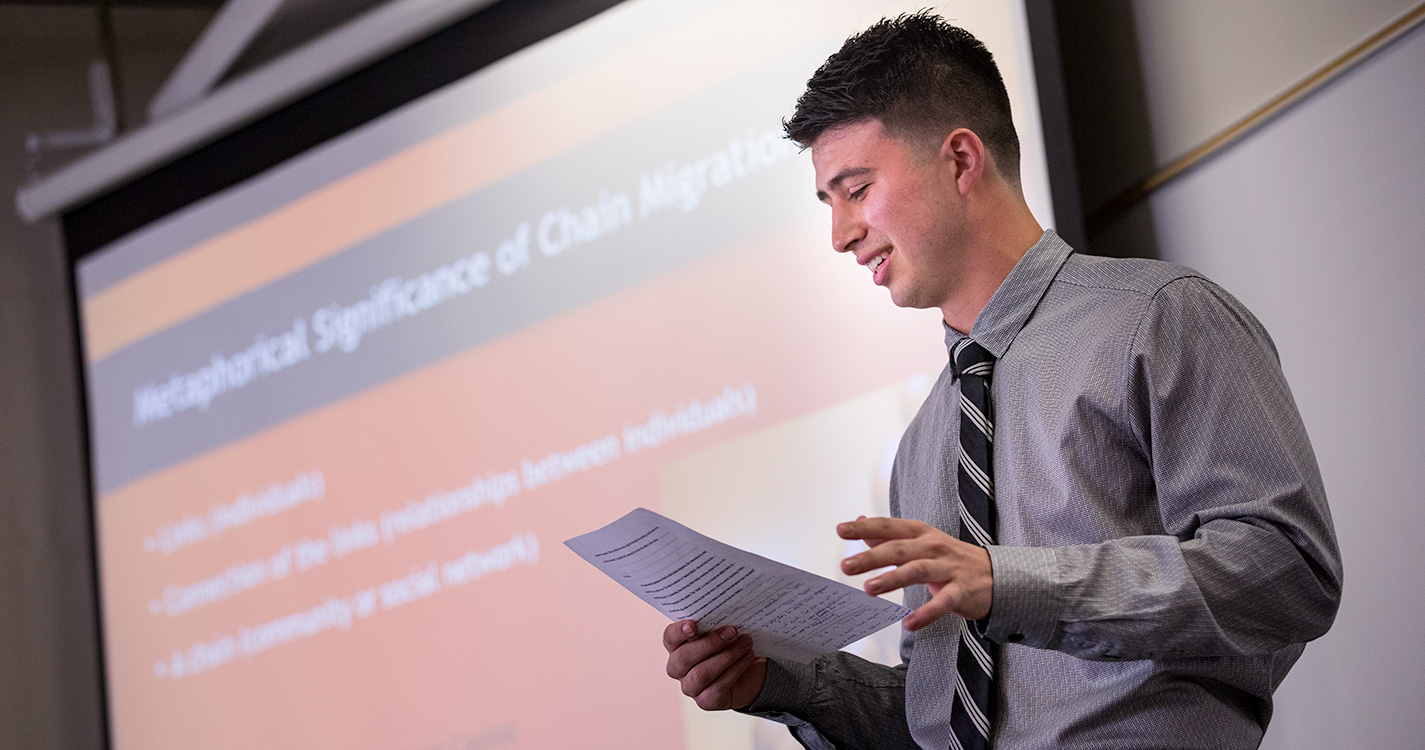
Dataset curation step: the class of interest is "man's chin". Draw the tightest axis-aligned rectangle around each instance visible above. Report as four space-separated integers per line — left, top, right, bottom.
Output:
886 286 927 310
884 281 908 307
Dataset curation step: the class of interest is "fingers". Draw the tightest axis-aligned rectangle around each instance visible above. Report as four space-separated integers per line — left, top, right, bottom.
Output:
662 623 765 711
895 547 995 627
675 633 756 705
663 619 699 653
903 594 955 632
843 535 955 576
682 634 754 694
666 625 743 680
837 516 928 542
864 557 946 595
848 515 888 548
838 521 994 627
692 653 763 711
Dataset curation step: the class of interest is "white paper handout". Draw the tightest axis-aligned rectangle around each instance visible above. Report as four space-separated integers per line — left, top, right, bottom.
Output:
564 507 910 663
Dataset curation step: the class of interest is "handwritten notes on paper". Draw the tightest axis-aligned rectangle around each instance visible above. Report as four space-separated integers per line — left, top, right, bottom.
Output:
564 507 909 663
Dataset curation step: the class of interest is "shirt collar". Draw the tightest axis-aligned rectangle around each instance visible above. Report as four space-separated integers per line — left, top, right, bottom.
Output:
943 229 1073 359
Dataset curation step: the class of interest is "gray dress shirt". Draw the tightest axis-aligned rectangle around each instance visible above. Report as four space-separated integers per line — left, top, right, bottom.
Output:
743 230 1342 749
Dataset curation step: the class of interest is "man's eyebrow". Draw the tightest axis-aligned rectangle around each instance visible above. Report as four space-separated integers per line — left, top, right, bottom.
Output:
815 167 873 202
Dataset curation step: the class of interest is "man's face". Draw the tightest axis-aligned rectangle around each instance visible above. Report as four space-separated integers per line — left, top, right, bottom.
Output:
811 119 967 313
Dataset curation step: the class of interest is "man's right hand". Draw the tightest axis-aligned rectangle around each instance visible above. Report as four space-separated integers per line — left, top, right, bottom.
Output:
663 620 767 711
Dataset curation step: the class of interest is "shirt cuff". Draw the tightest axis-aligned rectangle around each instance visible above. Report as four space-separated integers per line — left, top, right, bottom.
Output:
981 545 1060 648
742 657 816 715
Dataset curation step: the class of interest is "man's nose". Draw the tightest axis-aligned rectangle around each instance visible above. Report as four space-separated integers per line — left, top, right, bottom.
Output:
831 205 864 254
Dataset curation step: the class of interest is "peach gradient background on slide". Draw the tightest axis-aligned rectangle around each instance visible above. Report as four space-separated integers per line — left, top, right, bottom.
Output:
99 225 946 750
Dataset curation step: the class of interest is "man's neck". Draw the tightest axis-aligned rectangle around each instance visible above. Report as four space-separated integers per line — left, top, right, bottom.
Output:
940 206 1044 334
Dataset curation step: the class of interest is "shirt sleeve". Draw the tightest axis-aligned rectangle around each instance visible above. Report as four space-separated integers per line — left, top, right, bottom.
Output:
739 649 918 750
981 276 1343 660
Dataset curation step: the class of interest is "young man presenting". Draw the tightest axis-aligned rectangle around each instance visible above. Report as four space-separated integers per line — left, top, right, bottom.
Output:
662 13 1341 749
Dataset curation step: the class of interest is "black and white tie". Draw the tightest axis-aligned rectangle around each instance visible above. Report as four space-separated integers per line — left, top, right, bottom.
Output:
949 337 997 750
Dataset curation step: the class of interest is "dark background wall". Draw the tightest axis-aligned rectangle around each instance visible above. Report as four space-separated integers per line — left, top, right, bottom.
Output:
1 7 214 749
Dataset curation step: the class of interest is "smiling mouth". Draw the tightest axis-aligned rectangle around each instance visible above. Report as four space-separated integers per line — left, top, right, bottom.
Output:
867 250 889 274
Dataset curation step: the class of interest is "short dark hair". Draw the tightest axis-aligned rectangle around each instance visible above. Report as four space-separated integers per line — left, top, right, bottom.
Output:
784 12 1021 184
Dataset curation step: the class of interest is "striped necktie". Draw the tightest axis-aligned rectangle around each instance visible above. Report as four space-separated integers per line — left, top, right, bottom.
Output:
949 337 997 750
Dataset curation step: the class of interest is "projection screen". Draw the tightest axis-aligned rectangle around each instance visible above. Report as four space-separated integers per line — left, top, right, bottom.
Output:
72 1 1067 747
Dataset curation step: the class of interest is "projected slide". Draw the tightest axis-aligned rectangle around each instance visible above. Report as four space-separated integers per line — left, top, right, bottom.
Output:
76 1 1054 748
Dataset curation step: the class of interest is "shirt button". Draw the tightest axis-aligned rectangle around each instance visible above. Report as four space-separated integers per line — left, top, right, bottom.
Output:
1006 633 1023 643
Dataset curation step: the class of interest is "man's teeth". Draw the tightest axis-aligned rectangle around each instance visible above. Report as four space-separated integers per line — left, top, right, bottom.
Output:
868 252 889 273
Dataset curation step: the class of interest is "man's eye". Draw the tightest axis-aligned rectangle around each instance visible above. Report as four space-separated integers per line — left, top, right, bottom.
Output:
849 184 870 200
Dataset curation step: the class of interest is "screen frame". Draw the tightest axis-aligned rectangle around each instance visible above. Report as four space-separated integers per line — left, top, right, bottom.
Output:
60 1 1081 745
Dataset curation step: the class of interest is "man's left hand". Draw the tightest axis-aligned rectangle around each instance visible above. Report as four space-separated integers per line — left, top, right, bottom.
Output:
838 516 994 631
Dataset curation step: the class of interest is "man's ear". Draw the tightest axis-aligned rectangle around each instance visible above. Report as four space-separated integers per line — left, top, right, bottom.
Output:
939 128 986 196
